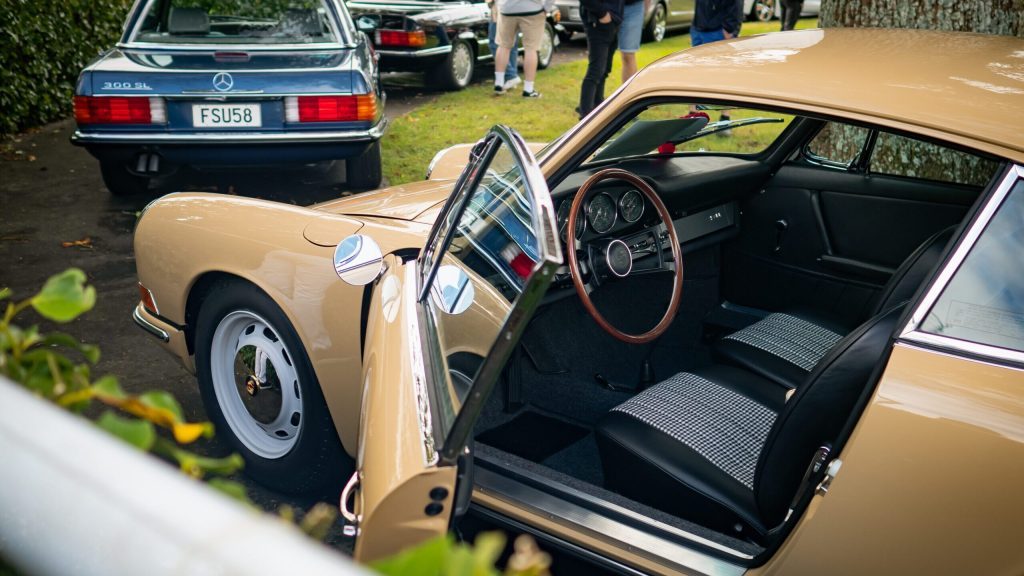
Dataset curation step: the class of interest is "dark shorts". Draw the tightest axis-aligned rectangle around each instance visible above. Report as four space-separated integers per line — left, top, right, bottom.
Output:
691 27 725 46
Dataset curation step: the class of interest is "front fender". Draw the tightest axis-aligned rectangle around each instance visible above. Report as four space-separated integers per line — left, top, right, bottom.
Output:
426 141 547 180
133 193 425 456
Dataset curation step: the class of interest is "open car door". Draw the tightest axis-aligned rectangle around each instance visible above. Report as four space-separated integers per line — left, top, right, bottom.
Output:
343 126 562 562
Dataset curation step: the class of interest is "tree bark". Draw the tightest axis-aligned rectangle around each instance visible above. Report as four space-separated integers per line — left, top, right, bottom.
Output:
819 0 1024 37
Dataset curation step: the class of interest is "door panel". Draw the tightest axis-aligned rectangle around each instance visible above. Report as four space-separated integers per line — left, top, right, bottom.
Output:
722 163 979 323
353 258 457 562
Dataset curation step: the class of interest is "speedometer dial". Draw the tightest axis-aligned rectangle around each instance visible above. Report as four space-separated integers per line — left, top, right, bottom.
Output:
619 189 644 223
587 193 617 234
557 198 586 241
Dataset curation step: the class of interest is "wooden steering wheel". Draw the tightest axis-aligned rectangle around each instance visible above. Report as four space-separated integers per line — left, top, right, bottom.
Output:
566 168 684 344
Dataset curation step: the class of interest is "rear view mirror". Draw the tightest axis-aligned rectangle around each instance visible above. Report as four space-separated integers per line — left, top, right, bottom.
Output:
333 234 384 286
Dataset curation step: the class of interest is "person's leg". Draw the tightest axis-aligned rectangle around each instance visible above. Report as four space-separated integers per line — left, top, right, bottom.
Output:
519 13 545 93
579 22 615 116
494 15 518 89
618 1 643 82
595 25 618 106
507 34 519 82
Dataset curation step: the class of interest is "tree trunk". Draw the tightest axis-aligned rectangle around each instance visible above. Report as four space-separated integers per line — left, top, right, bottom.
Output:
819 0 1024 38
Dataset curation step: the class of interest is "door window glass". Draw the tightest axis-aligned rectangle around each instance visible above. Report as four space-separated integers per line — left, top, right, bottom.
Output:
920 179 1024 351
870 132 999 187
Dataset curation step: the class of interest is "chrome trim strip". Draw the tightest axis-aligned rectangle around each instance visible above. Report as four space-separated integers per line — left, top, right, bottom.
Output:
901 330 1024 366
71 120 386 145
474 466 749 574
179 89 266 95
898 165 1023 365
405 264 439 467
376 46 452 58
895 341 1024 371
132 306 170 343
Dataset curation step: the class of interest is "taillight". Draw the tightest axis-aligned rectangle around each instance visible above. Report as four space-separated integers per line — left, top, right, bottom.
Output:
374 29 426 48
74 96 166 125
284 95 377 123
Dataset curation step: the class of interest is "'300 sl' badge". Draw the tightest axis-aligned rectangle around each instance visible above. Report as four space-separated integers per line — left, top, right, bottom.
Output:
212 72 234 92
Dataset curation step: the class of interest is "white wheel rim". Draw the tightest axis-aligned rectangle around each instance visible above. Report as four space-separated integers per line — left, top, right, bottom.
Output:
210 310 302 459
453 43 473 86
540 27 554 66
654 5 666 41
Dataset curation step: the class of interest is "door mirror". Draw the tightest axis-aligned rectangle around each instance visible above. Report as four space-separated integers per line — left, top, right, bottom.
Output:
333 234 384 286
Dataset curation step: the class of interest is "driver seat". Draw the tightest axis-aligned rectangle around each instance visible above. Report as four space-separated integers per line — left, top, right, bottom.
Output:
595 304 904 541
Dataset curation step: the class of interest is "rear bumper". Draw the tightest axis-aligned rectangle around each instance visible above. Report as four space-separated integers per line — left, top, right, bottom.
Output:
132 303 195 373
72 118 386 167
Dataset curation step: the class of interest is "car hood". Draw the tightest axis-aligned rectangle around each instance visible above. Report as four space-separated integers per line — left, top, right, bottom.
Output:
311 179 453 222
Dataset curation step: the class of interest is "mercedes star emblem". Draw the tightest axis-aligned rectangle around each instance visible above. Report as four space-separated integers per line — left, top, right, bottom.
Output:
212 72 233 92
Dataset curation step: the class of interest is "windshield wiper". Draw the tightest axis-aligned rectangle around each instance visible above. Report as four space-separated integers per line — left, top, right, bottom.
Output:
675 116 785 144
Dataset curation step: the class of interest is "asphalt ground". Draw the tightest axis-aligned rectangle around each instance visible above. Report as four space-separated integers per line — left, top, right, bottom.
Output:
0 37 588 556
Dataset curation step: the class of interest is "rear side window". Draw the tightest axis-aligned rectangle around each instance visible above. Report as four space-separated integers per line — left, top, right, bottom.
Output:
920 179 1024 351
870 132 999 187
134 0 339 45
805 123 870 168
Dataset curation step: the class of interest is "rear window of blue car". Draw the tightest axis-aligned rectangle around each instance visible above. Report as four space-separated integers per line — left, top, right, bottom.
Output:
132 0 339 45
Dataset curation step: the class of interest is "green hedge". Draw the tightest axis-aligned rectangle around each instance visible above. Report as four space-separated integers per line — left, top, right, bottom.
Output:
0 0 133 134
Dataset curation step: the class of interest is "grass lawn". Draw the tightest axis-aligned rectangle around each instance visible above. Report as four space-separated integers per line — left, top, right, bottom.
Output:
381 18 818 185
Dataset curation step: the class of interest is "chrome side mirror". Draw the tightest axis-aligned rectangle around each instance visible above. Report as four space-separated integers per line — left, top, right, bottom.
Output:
333 235 384 286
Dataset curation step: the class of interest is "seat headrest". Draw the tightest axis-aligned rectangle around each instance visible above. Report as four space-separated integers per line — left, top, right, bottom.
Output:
753 303 906 527
168 7 210 35
279 8 322 36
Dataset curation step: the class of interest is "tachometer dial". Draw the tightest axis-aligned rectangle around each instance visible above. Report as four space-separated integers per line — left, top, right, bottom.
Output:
557 198 587 241
619 189 644 223
587 193 617 234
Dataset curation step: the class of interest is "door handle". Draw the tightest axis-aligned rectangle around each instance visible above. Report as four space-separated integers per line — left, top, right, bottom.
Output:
774 219 788 253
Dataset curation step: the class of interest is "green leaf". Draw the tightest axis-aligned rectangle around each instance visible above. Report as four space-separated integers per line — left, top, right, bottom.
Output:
371 535 454 576
92 375 124 398
97 411 155 451
0 287 11 300
207 478 253 505
139 390 184 423
30 269 96 323
38 331 100 364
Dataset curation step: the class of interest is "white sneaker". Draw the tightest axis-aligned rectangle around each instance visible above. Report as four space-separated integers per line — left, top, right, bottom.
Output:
503 76 522 90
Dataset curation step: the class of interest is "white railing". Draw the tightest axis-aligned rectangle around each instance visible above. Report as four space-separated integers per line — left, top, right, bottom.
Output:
0 376 369 576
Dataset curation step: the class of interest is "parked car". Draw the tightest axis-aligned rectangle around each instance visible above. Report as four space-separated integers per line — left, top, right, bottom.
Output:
71 0 386 195
347 0 562 91
556 0 692 42
743 0 819 22
132 29 1023 574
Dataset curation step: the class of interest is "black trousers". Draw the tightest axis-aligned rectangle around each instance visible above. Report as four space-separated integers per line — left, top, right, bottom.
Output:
579 20 619 118
780 0 803 31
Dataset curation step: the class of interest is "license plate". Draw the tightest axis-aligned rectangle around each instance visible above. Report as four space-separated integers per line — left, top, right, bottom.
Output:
192 103 261 128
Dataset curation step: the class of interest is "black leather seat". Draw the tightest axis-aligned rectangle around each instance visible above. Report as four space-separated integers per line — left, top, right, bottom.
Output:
596 304 905 542
715 226 953 389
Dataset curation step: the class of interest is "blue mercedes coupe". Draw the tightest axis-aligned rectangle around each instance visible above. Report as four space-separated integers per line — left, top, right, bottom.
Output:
71 0 386 195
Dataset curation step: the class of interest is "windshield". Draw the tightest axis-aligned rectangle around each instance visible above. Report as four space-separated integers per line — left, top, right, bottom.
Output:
586 103 794 165
132 0 339 45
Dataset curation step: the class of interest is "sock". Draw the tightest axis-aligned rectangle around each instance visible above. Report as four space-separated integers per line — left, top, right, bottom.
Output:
524 81 534 93
495 72 504 86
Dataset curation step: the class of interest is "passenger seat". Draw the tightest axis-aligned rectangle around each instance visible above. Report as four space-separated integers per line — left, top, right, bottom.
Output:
714 226 954 389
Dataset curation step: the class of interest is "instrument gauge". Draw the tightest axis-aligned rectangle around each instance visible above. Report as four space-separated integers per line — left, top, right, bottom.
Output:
619 189 644 223
557 198 587 241
587 193 617 234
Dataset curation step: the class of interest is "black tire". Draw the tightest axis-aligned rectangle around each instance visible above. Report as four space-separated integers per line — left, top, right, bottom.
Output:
195 280 351 496
748 0 776 22
346 140 383 191
537 23 556 70
557 29 574 44
100 161 150 196
642 1 667 43
429 39 476 91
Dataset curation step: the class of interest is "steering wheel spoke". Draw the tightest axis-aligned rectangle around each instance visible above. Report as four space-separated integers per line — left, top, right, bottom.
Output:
566 169 684 344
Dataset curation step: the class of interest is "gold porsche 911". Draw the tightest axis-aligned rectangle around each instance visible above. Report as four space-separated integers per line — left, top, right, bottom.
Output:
132 28 1023 575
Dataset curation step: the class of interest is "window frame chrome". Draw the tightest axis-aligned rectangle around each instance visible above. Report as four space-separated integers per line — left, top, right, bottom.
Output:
899 164 1024 366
